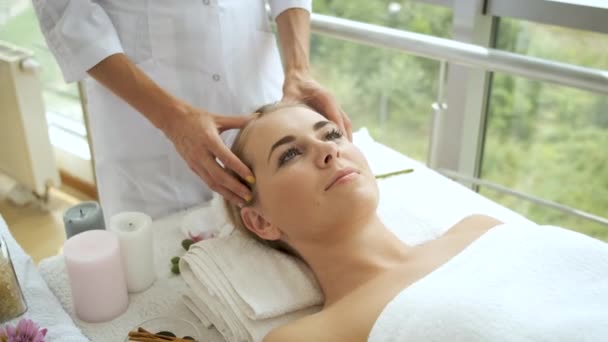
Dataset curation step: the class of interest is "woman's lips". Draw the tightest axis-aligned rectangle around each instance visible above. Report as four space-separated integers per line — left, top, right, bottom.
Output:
325 167 359 191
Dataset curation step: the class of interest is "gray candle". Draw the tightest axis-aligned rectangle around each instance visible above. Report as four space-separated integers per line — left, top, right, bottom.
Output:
63 201 105 238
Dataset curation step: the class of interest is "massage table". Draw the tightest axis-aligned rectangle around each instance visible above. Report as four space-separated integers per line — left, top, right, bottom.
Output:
2 129 537 341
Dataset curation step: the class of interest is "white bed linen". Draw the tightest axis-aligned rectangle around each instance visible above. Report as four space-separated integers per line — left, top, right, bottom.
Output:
355 129 535 246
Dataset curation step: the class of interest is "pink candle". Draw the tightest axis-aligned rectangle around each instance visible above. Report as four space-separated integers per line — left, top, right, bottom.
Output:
63 230 128 323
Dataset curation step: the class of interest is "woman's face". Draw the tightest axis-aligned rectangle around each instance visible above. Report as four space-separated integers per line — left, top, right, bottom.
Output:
240 106 379 244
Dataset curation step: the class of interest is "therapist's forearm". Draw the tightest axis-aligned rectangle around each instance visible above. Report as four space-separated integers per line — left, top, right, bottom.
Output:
87 53 187 132
276 8 311 77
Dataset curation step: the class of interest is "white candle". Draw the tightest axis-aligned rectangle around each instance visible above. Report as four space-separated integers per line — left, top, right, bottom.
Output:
109 212 155 293
63 230 128 322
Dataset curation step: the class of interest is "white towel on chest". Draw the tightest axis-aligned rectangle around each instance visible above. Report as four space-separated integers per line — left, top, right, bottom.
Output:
369 223 608 342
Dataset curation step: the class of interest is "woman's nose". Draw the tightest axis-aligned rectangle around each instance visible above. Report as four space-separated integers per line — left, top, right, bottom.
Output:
316 141 340 168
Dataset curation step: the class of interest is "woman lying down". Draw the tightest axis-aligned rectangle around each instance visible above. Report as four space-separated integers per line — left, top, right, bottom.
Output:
224 102 608 342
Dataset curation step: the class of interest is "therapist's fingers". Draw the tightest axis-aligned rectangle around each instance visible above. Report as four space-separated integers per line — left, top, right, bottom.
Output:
164 105 252 205
217 186 246 208
203 113 253 205
341 108 353 141
193 162 216 193
311 92 352 141
282 75 348 136
216 114 254 132
209 131 255 187
205 146 251 197
194 152 248 207
205 154 251 204
181 131 250 206
212 114 255 184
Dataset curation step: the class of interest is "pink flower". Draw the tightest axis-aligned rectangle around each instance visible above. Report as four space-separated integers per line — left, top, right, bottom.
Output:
188 232 205 243
0 318 47 342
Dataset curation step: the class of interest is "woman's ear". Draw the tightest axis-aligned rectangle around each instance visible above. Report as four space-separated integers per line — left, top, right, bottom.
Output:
240 207 282 240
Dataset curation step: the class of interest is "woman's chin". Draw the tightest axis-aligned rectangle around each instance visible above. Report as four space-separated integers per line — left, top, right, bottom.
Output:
328 183 378 215
327 174 377 197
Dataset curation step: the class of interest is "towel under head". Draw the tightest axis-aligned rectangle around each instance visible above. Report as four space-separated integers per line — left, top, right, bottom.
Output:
180 228 323 341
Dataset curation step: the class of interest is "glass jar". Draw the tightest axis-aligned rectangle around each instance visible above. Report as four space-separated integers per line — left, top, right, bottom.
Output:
0 235 27 323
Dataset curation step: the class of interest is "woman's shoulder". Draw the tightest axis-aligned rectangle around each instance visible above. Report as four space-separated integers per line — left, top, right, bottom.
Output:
432 214 504 254
447 214 503 236
263 311 330 342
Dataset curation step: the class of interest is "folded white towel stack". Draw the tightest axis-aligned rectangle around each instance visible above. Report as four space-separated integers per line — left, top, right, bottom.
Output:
182 229 323 319
180 229 323 341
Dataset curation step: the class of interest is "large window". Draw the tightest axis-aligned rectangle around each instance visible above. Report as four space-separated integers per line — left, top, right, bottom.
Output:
481 18 608 240
1 1 606 240
311 0 452 161
1 2 92 184
0 4 83 123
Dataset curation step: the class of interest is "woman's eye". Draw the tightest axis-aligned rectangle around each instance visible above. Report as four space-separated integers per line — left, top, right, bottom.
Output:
325 128 343 141
278 147 301 167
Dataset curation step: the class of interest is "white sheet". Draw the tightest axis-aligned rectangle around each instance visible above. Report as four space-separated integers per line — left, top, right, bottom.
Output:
369 222 608 342
356 128 535 246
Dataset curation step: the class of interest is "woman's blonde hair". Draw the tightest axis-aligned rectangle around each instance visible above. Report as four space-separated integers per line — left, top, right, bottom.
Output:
224 102 311 257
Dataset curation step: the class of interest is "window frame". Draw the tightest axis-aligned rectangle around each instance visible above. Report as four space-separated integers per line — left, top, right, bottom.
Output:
414 0 454 8
485 0 608 35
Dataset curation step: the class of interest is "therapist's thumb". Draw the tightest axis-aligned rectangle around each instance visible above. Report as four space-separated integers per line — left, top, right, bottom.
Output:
216 114 253 132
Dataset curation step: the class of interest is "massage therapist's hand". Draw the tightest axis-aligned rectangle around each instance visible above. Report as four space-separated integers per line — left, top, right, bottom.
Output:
85 54 252 205
164 103 254 206
282 71 353 141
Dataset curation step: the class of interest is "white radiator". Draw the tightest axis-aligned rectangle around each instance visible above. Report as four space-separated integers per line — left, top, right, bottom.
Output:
0 41 60 198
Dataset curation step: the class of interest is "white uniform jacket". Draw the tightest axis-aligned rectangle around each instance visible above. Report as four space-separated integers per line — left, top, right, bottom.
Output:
33 0 312 221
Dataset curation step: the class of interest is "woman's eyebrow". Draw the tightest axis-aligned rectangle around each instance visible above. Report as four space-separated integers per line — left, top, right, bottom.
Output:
313 120 330 131
267 121 331 162
268 135 295 162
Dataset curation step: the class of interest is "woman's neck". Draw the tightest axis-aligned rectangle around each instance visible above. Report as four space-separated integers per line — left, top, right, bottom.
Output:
297 215 411 307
